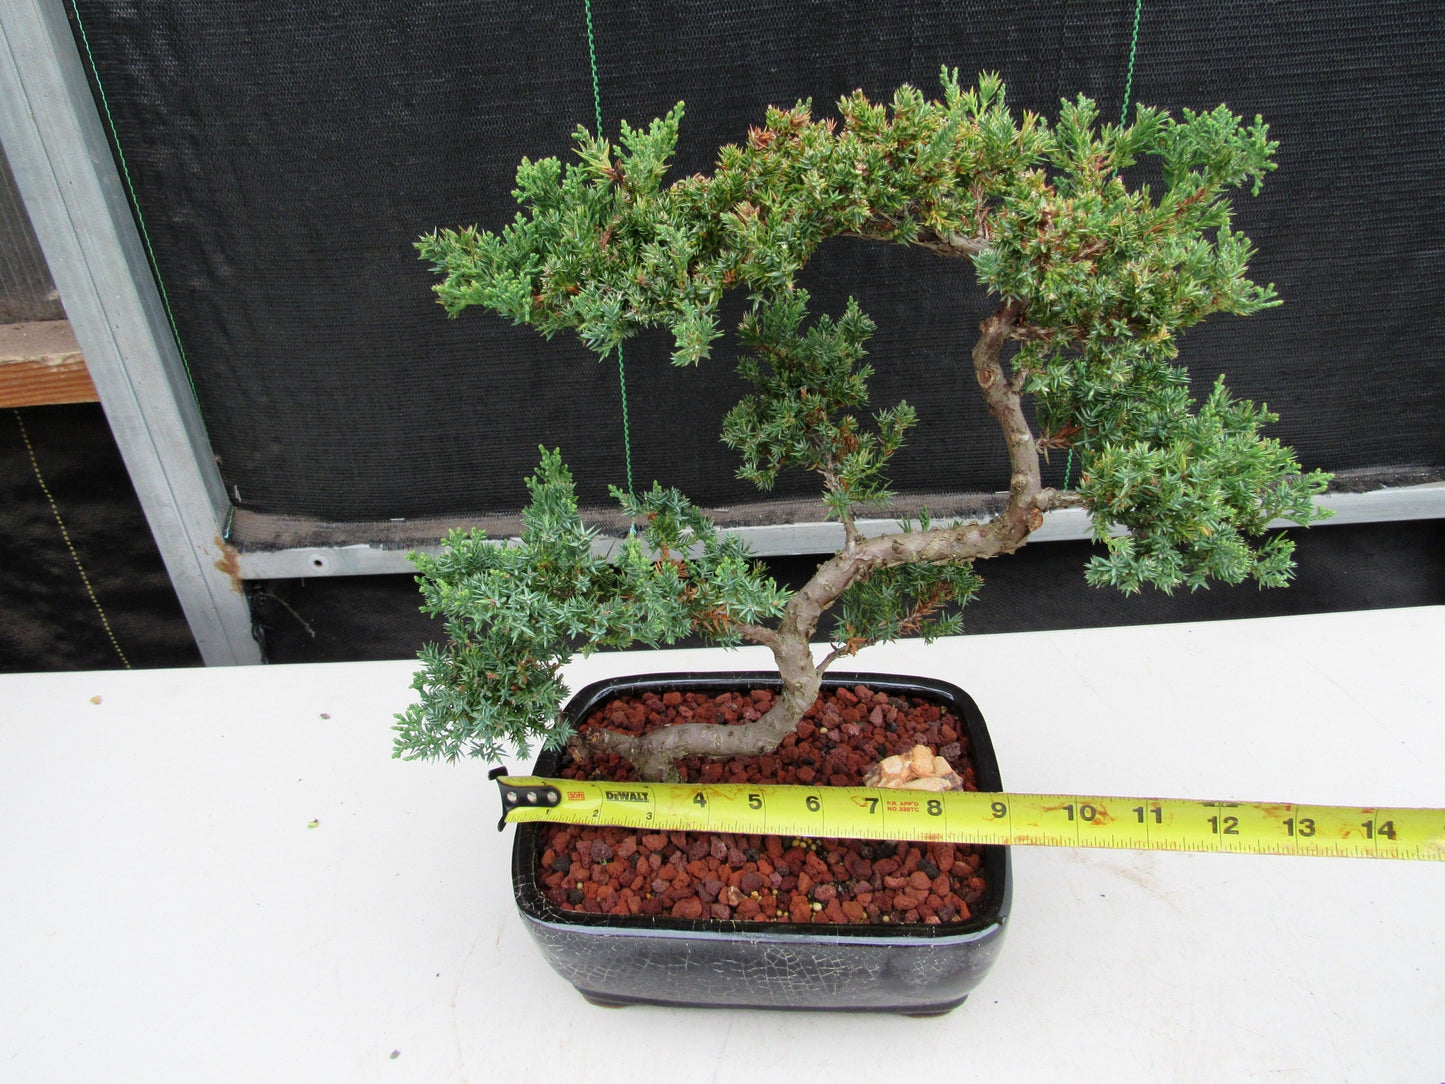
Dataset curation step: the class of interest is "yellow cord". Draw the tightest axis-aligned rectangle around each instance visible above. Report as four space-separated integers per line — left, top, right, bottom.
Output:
13 409 132 669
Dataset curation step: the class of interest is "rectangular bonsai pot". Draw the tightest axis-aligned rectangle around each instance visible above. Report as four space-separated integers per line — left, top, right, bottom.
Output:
509 671 1011 1013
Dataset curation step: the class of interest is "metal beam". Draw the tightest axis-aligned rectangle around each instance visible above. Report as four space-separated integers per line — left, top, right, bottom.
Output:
231 481 1445 580
0 0 260 663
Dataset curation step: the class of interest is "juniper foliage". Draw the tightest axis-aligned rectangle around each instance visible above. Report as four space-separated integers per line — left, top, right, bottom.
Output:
394 450 786 761
398 71 1330 768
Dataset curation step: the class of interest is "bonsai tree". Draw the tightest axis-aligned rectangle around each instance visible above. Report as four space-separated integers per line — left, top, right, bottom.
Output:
394 71 1330 780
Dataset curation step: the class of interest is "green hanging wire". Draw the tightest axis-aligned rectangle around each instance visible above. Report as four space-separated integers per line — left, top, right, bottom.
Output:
1064 0 1144 493
582 0 636 507
1120 0 1145 129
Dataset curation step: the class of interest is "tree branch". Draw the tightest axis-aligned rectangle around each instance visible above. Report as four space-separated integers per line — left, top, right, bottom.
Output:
732 622 782 649
585 301 1050 779
818 638 868 675
912 229 989 260
1046 487 1087 509
844 222 988 260
820 466 864 547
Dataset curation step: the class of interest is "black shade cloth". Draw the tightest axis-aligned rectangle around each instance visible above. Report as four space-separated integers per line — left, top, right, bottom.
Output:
64 1 1444 523
0 404 202 672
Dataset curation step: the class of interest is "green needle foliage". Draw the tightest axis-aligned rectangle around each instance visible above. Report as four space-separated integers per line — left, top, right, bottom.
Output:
395 450 787 761
398 71 1330 767
723 289 915 517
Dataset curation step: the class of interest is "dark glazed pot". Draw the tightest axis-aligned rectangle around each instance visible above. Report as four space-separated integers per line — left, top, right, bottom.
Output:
510 671 1011 1014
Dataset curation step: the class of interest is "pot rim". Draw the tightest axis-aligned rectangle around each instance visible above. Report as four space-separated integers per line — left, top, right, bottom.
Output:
512 670 1011 941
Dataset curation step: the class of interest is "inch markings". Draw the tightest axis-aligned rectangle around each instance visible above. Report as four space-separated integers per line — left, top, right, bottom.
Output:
495 777 1445 861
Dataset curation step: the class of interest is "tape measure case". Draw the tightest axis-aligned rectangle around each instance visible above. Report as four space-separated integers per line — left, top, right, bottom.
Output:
507 671 1012 1014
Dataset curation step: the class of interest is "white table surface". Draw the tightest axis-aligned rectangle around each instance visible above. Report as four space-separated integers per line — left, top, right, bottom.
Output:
2 607 1441 1083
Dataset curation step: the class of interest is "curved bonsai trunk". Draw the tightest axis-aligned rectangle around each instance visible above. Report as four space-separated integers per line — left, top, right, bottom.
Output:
580 301 1053 781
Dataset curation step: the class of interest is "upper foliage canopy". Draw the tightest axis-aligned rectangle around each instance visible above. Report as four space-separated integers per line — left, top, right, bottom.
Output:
419 70 1278 365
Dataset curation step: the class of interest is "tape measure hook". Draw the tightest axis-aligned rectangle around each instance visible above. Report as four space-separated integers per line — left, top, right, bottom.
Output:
490 766 561 831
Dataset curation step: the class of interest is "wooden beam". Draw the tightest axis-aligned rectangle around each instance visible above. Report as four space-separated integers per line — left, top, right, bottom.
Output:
0 319 98 406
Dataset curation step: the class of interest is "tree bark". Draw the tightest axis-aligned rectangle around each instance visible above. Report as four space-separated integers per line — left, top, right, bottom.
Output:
581 299 1051 780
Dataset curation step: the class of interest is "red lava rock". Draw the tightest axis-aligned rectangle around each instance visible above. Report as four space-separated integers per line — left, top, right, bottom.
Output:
893 889 922 911
671 897 704 919
540 684 989 926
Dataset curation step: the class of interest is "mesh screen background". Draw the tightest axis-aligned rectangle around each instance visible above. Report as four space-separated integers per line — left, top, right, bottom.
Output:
66 1 1444 524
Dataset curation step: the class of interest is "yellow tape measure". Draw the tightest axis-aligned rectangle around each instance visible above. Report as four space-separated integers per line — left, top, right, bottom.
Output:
493 774 1445 861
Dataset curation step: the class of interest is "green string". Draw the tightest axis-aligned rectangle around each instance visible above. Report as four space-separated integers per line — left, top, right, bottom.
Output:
1120 0 1145 128
582 0 636 507
1063 0 1144 493
68 1 208 435
583 0 605 136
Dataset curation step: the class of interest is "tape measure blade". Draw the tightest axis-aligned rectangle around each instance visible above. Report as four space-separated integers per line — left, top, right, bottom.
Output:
495 777 1444 860
1383 807 1445 858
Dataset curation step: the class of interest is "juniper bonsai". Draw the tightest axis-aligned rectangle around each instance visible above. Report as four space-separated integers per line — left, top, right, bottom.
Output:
395 71 1330 780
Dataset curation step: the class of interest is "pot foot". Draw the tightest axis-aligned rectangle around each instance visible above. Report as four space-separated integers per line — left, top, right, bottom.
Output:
579 991 630 1009
905 996 967 1018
